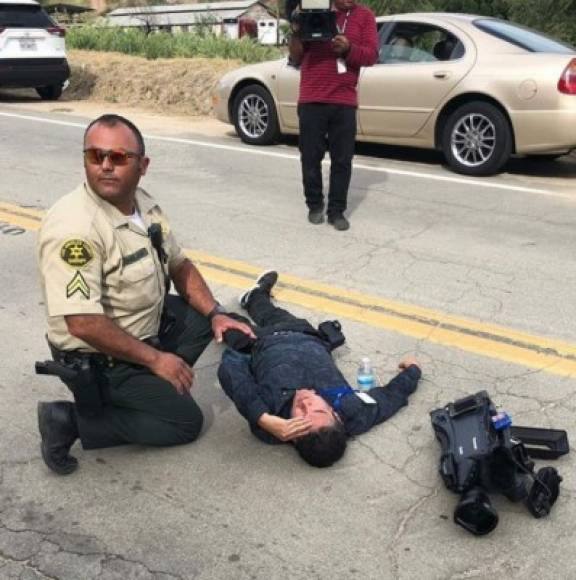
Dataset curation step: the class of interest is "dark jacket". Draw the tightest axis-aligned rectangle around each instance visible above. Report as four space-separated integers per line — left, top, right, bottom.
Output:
217 331 421 444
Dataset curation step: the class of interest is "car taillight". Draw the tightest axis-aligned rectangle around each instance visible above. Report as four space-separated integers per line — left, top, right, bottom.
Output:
558 58 576 94
46 27 66 37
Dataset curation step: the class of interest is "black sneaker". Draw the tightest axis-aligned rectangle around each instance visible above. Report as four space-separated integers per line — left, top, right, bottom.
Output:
38 401 79 476
327 213 350 231
256 270 278 295
308 207 324 225
239 270 279 309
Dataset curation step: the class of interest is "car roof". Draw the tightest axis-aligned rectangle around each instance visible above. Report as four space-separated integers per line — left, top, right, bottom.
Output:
0 0 41 6
376 12 483 24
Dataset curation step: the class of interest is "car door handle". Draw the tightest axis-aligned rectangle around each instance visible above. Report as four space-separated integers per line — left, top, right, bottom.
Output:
434 71 451 79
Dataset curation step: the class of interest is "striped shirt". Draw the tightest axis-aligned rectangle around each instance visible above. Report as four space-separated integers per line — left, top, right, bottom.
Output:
298 4 378 107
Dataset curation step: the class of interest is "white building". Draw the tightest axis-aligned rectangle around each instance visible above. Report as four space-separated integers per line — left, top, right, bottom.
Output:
106 0 284 43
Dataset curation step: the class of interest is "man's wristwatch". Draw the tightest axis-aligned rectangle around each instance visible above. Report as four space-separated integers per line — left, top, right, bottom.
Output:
207 302 227 320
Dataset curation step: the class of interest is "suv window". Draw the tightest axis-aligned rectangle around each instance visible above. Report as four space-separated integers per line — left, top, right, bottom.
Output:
379 22 464 64
0 5 54 28
474 18 575 54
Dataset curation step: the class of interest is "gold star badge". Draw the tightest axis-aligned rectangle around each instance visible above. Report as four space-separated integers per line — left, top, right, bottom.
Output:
61 239 94 269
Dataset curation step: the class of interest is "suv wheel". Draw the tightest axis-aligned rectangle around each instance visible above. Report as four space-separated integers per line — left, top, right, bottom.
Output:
232 84 280 145
36 84 63 101
441 102 512 176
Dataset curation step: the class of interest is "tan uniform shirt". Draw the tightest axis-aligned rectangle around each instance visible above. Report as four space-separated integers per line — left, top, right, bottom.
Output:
38 183 186 352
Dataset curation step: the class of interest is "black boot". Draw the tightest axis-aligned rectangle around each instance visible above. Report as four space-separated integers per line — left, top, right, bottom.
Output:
37 401 79 475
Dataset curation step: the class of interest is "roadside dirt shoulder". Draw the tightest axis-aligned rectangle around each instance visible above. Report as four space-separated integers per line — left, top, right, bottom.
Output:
0 49 241 138
66 49 242 117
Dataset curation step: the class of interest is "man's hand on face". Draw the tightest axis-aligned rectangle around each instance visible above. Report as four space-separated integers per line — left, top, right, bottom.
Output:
211 314 256 344
399 356 420 371
150 351 194 394
259 414 313 442
332 34 350 56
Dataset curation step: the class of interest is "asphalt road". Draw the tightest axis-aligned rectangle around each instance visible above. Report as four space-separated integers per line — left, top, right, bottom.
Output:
0 102 575 580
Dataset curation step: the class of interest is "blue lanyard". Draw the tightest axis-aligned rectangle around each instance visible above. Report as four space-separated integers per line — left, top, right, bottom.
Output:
318 385 354 411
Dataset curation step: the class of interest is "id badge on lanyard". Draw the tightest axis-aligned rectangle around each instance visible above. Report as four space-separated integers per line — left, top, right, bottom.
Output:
336 10 350 74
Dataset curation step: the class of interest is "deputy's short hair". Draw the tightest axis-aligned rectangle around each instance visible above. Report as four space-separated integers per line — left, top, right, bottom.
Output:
293 423 347 468
84 114 146 155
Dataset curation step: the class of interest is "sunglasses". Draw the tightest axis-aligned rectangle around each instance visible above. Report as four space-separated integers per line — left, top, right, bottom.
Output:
83 148 141 166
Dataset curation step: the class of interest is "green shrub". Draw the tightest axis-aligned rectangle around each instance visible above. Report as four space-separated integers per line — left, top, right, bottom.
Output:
66 26 283 63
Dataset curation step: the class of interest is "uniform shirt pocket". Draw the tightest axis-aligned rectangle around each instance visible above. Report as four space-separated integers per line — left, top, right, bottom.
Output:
120 255 161 309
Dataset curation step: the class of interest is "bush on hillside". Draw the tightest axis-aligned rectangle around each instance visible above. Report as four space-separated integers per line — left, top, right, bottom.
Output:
67 27 284 63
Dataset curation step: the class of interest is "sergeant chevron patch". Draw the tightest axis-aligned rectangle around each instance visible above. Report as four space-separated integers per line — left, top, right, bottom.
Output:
66 271 90 299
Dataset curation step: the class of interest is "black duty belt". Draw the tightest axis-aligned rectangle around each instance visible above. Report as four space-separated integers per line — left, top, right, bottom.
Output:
50 335 162 369
52 348 116 368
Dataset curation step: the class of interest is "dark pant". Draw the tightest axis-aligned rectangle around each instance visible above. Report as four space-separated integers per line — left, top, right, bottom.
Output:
223 289 316 352
298 103 357 215
74 295 212 450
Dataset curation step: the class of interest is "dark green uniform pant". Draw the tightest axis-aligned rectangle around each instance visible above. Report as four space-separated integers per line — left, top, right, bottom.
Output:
76 296 212 450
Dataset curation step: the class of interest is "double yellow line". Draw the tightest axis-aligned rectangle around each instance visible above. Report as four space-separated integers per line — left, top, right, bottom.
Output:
3 200 576 377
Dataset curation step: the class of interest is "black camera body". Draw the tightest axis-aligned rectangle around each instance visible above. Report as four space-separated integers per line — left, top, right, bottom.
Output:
286 0 337 41
430 391 568 535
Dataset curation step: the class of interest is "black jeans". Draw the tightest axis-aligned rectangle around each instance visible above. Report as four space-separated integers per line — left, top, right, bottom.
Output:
223 289 316 352
75 295 212 450
298 103 357 215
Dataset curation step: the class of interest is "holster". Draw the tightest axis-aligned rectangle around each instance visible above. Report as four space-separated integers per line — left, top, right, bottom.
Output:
36 344 110 417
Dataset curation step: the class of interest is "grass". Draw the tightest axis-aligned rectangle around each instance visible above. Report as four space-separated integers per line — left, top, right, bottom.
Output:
66 26 284 63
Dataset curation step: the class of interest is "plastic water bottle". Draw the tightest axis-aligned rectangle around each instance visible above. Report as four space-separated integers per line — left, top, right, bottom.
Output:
357 357 375 392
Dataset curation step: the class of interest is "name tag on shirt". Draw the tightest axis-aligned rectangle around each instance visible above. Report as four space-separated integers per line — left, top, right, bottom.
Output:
337 58 347 74
355 392 377 405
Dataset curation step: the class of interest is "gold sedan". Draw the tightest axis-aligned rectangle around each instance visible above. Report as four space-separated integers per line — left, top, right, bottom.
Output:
215 13 576 175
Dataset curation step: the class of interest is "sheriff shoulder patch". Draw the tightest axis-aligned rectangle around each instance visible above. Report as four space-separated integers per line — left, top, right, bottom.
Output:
66 271 90 299
61 239 94 269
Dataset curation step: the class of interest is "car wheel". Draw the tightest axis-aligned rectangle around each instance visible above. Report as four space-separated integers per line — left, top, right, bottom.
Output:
36 84 63 101
441 102 512 176
232 84 280 145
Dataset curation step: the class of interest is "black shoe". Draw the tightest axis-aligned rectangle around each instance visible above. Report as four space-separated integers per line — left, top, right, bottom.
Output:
327 213 350 231
256 270 278 295
38 401 79 475
308 207 325 225
239 270 279 309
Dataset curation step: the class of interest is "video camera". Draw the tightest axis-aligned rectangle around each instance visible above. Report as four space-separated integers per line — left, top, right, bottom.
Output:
285 0 337 41
430 391 569 536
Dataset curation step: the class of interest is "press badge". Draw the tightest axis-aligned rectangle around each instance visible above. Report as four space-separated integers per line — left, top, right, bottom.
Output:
355 392 377 405
337 58 347 74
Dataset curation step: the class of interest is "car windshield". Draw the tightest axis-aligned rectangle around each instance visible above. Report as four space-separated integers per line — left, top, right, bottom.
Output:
0 5 54 28
474 18 575 54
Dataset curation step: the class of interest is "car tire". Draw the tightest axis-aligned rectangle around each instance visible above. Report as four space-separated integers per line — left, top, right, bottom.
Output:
36 84 63 101
441 102 512 176
232 84 280 145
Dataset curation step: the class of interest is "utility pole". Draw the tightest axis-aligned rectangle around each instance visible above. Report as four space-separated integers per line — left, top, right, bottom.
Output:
276 0 280 45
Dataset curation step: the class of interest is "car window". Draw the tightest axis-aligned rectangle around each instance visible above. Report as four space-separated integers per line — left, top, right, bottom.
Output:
379 22 464 64
474 18 575 54
0 5 54 28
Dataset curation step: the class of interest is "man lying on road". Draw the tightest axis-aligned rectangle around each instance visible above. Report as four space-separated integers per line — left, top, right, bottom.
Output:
218 271 422 467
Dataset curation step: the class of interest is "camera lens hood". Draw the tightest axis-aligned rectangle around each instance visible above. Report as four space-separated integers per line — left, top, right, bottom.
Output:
454 487 499 536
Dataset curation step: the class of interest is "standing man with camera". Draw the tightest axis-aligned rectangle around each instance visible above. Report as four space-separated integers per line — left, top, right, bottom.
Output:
288 0 378 231
37 114 254 475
